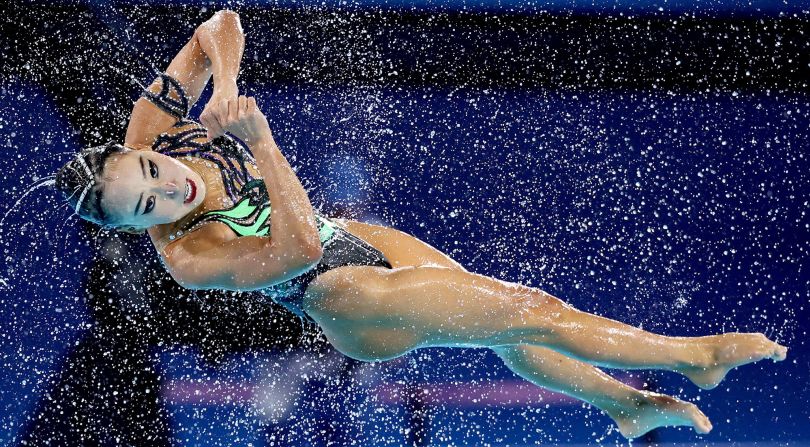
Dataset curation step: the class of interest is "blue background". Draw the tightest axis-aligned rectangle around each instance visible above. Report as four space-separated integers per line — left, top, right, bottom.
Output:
1 0 808 445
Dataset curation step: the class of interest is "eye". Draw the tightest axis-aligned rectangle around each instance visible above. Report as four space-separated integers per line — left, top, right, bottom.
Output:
144 196 155 214
149 160 158 178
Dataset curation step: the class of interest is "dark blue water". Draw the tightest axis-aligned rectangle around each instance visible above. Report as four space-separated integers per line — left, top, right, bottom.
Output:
2 73 807 445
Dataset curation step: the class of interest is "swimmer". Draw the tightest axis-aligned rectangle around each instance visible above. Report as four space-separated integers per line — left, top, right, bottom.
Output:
54 10 787 439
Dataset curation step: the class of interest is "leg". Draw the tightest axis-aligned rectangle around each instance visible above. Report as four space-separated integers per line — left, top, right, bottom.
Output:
306 265 787 388
493 344 712 438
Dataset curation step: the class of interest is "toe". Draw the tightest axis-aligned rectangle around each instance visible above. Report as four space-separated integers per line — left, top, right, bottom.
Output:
694 413 712 434
773 345 787 361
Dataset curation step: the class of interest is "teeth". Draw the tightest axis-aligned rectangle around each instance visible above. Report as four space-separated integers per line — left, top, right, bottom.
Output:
185 182 191 201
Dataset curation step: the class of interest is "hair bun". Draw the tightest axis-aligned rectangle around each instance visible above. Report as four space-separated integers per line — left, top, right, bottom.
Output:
54 142 127 225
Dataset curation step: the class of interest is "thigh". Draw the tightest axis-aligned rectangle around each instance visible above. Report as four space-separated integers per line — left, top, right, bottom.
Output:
335 218 468 271
305 264 549 351
303 265 426 361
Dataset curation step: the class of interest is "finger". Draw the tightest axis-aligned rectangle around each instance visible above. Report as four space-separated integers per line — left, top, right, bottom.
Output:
207 121 225 141
239 96 248 115
201 106 216 124
205 109 226 140
247 96 257 111
200 110 211 128
217 99 230 126
200 111 214 138
228 98 239 123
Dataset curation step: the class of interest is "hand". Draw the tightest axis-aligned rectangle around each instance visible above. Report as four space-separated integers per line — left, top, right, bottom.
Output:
212 96 273 145
200 81 238 141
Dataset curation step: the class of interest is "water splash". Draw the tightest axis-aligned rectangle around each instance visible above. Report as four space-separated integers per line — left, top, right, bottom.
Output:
44 211 80 279
106 62 149 90
0 176 58 232
0 176 59 288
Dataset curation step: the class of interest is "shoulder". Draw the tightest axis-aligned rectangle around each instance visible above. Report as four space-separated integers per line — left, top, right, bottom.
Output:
151 219 236 267
125 72 196 148
150 118 208 151
152 220 241 289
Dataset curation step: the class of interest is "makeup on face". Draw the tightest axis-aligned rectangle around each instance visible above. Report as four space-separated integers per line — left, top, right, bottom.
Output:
103 150 206 228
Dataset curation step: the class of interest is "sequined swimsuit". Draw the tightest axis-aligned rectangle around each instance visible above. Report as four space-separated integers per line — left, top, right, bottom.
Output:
143 72 393 322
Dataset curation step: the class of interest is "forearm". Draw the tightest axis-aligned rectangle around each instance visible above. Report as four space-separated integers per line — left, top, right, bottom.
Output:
252 137 323 256
195 10 244 92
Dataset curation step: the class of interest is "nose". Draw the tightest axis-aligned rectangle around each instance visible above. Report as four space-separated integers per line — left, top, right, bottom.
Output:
155 181 178 198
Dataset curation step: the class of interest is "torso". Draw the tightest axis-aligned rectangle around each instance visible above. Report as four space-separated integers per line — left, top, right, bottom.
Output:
143 119 467 276
146 119 339 255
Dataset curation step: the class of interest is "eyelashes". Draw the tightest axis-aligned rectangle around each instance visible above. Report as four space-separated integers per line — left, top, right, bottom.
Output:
144 196 155 214
144 159 158 214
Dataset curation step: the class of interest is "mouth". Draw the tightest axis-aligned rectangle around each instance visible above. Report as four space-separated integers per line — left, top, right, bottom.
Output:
184 178 197 204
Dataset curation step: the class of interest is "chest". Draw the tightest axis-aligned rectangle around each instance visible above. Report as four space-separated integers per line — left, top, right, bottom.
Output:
147 123 339 252
148 126 266 247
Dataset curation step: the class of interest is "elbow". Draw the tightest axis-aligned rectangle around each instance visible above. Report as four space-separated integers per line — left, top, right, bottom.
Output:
300 243 324 264
197 10 243 37
166 257 213 291
168 268 204 291
291 230 323 263
213 9 243 33
217 9 240 20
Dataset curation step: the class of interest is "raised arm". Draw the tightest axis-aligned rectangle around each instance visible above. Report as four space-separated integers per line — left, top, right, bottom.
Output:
162 96 323 291
125 10 244 147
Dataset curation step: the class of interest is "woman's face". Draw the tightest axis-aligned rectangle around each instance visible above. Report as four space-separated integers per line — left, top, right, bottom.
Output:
100 148 207 229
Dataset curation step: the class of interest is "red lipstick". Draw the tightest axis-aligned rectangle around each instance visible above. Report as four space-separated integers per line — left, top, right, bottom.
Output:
184 178 197 204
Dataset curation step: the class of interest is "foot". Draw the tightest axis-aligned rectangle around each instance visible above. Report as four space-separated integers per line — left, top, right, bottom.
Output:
680 332 788 390
605 392 712 439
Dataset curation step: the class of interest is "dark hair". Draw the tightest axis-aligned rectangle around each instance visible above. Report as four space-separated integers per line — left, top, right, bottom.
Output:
55 142 128 227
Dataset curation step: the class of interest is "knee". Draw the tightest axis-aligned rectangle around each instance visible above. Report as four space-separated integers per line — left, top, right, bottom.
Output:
513 291 577 335
494 345 534 371
537 294 575 320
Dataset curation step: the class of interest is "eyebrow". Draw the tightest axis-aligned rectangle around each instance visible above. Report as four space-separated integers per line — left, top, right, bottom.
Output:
133 155 145 216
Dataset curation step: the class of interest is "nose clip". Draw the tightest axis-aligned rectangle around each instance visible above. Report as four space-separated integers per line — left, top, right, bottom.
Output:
165 181 177 197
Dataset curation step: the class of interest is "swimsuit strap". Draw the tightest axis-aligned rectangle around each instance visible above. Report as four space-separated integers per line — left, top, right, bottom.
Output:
141 72 189 119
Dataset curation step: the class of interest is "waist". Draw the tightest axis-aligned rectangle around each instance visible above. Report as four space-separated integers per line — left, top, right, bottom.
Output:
260 227 392 297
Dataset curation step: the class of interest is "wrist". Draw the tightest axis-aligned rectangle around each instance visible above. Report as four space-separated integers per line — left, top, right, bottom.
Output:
213 77 238 94
252 133 276 147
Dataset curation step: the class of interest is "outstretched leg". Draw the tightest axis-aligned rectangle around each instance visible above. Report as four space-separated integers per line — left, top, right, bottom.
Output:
305 265 787 389
493 344 711 438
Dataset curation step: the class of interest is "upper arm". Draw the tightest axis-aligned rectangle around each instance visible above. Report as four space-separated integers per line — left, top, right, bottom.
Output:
125 30 213 148
160 224 323 291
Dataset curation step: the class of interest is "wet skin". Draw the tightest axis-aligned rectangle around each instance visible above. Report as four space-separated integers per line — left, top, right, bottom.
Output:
98 147 788 440
100 148 208 229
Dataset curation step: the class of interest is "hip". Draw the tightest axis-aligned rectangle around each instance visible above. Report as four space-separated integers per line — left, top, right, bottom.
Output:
260 225 393 321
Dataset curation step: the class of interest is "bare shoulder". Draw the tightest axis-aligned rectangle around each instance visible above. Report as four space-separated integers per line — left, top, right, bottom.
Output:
151 119 208 148
150 220 236 268
125 118 207 152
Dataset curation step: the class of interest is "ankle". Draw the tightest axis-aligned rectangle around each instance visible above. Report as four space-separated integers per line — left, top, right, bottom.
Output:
598 391 648 417
677 337 715 369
